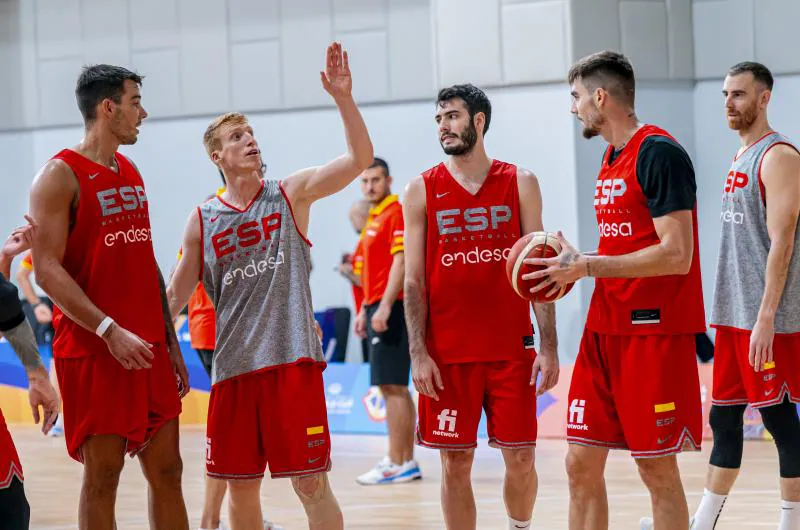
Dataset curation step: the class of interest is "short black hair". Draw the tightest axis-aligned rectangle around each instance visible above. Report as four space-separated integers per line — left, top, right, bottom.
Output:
369 157 390 177
728 61 774 90
76 64 144 123
436 84 492 135
568 51 636 107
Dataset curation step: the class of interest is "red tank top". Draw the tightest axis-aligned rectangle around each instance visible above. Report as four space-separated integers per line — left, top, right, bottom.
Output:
50 149 165 358
587 125 706 335
424 160 535 364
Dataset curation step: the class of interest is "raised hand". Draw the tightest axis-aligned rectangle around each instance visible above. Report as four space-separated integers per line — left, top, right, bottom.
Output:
2 215 37 260
320 42 352 100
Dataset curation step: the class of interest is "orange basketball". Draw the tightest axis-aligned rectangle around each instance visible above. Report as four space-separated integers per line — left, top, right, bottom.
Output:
506 231 575 303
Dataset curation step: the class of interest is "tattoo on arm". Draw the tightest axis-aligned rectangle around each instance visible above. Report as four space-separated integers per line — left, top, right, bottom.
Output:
5 321 45 371
532 302 557 348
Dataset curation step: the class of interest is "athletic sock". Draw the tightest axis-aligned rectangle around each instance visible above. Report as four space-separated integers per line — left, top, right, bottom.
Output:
779 500 800 530
508 517 531 529
691 489 727 530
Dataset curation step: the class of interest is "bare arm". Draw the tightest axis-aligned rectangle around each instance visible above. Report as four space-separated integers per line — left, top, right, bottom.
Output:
380 253 404 307
403 176 428 360
584 210 694 278
29 160 109 333
281 43 374 222
517 167 559 394
166 210 203 319
755 145 800 324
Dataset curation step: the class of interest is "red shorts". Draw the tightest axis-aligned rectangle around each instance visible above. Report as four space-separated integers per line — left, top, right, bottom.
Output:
206 361 331 480
55 343 182 463
567 330 702 458
0 409 23 489
712 327 800 408
416 359 538 450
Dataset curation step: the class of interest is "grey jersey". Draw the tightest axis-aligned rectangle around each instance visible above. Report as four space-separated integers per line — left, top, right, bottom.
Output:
199 180 324 384
712 132 800 333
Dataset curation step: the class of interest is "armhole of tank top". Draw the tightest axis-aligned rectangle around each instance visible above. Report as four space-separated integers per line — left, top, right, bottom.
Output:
53 156 82 225
196 206 205 283
277 180 313 247
756 141 800 207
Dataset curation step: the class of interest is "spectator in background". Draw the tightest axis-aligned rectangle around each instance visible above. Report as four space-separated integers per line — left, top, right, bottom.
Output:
338 198 371 362
354 158 421 485
15 250 63 438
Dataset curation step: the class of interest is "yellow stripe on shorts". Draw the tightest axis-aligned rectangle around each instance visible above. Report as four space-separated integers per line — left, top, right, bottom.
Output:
307 426 325 436
763 361 776 370
654 402 676 413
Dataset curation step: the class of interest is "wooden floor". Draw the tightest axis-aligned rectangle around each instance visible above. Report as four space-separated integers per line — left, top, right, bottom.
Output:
14 426 783 529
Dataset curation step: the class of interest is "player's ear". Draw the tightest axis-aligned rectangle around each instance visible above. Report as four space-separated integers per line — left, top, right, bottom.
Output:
210 150 222 165
760 89 771 109
473 112 486 135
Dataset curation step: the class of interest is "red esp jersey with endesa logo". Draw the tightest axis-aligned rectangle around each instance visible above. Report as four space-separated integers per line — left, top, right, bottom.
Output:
424 160 535 365
587 125 706 335
50 149 165 358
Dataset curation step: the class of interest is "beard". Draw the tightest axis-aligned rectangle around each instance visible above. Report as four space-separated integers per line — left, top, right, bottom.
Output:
441 120 478 156
727 103 758 131
112 112 139 145
581 109 605 139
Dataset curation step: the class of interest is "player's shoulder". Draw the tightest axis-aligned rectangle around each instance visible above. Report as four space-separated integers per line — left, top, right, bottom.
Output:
761 141 800 177
32 158 79 192
640 134 689 157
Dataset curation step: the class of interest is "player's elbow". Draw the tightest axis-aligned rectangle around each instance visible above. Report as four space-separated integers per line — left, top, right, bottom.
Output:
404 274 424 297
667 244 693 275
33 266 56 295
351 140 374 172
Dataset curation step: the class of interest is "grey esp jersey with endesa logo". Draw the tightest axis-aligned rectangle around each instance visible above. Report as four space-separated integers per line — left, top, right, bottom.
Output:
198 179 324 385
712 132 800 333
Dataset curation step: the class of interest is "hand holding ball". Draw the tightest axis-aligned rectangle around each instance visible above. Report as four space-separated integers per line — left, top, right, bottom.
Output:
506 231 576 303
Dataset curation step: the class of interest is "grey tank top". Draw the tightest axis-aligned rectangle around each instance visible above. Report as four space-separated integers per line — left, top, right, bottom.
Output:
199 180 324 385
712 132 800 333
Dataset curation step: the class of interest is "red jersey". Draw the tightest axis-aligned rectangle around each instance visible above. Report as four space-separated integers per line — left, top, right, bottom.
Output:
362 195 404 306
351 238 365 313
424 160 534 364
50 149 165 358
587 125 705 335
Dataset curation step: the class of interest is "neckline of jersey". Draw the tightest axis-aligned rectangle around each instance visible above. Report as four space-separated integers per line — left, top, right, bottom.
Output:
603 124 650 169
441 159 498 199
733 131 777 162
65 148 123 177
215 179 266 213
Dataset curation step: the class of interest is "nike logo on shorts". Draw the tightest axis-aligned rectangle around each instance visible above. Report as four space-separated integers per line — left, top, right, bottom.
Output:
308 457 321 464
436 192 449 199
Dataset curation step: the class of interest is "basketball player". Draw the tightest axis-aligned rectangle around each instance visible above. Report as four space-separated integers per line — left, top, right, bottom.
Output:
678 62 800 530
0 221 60 529
525 51 705 530
167 42 372 529
404 84 559 529
355 158 421 485
28 65 190 529
16 251 64 437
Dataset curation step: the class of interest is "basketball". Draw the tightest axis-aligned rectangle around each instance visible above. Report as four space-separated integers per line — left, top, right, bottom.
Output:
506 231 575 303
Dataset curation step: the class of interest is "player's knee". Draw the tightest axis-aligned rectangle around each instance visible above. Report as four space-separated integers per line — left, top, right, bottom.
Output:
441 450 473 481
379 384 407 397
565 449 601 488
145 455 184 491
709 404 745 469
292 473 326 505
84 456 125 493
635 457 680 492
505 448 535 477
760 399 800 478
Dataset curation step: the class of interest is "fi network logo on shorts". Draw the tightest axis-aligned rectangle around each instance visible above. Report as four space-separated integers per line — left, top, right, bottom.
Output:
433 409 459 438
205 437 215 466
568 399 588 431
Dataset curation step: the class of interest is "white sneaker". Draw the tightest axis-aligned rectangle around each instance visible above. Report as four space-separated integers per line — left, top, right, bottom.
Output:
211 520 281 530
356 457 422 485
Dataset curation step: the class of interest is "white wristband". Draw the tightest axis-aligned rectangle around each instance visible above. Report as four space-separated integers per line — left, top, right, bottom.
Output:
96 316 115 337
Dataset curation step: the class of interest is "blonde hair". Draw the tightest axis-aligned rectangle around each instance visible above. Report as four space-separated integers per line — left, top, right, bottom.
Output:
203 112 248 158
